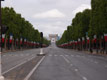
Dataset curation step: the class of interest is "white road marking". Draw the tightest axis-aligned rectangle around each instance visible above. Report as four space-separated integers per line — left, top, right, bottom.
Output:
21 54 23 56
105 65 107 68
24 56 45 80
2 56 36 75
71 55 74 57
70 64 73 66
49 55 52 56
82 77 88 80
54 55 57 56
74 69 78 72
62 55 70 63
76 55 80 57
94 61 98 64
65 55 68 56
3 55 6 57
60 55 63 56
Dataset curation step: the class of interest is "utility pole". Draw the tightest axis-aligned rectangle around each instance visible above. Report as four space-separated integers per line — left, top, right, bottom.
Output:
0 0 4 80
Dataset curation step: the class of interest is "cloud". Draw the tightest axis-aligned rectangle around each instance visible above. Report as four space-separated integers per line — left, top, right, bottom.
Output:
72 4 91 15
2 0 91 36
33 9 66 19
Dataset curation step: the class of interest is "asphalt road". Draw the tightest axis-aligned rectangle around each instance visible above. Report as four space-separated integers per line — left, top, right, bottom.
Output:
2 49 40 75
29 43 107 80
1 43 107 80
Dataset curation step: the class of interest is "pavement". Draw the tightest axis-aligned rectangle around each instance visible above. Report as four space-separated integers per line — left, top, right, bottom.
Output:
1 43 107 80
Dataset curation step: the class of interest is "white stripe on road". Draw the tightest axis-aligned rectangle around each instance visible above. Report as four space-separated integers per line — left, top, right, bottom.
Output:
65 55 68 56
62 55 70 63
3 55 6 57
71 55 74 57
49 55 52 56
54 55 57 56
82 77 88 80
24 56 45 80
105 65 107 68
70 64 73 66
74 69 78 72
2 56 36 75
94 61 98 64
76 55 80 57
60 55 63 56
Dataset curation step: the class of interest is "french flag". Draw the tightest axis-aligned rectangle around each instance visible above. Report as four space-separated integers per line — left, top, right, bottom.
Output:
104 34 107 42
9 34 13 43
2 34 5 43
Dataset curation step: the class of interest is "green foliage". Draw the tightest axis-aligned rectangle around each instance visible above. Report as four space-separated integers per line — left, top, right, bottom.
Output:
57 9 91 45
1 7 49 45
57 0 107 45
89 0 107 39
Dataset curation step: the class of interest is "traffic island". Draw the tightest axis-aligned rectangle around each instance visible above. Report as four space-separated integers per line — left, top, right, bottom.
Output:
37 48 46 56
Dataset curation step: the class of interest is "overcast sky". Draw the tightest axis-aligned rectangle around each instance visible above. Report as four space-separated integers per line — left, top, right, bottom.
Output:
2 0 91 37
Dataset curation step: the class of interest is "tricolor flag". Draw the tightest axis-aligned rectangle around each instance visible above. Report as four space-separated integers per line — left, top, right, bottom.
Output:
9 34 13 43
24 39 27 44
16 38 18 44
82 37 85 44
104 34 107 42
87 37 89 44
93 35 97 43
2 34 5 43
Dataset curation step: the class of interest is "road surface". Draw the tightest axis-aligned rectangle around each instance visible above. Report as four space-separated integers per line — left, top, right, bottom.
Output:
30 43 107 80
2 43 107 80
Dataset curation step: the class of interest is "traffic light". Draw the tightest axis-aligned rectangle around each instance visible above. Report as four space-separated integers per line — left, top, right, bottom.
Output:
40 32 43 38
2 25 9 34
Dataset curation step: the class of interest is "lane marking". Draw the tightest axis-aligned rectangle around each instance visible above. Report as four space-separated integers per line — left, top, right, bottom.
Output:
62 55 70 63
60 55 63 56
94 61 98 64
65 55 68 56
2 56 36 75
54 55 57 56
70 64 73 66
24 56 45 80
21 54 23 56
3 55 6 57
105 65 107 68
49 55 52 56
76 55 80 57
71 55 74 57
82 77 88 80
74 69 78 72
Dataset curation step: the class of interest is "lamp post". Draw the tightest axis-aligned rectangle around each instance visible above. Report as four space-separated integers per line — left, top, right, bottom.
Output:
0 0 4 80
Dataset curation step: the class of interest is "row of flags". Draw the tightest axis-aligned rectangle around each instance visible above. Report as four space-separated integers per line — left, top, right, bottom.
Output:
1 34 43 47
1 34 48 47
58 34 107 47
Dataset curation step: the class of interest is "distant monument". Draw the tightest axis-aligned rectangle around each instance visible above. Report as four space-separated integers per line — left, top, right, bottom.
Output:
49 34 58 42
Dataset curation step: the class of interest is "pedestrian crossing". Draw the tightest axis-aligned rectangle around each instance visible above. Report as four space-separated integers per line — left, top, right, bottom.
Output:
48 54 81 57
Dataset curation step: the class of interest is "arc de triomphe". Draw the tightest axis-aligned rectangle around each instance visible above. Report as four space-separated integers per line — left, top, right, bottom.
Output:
49 34 58 42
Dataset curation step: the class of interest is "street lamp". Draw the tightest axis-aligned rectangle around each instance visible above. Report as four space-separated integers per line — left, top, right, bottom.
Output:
0 0 5 80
